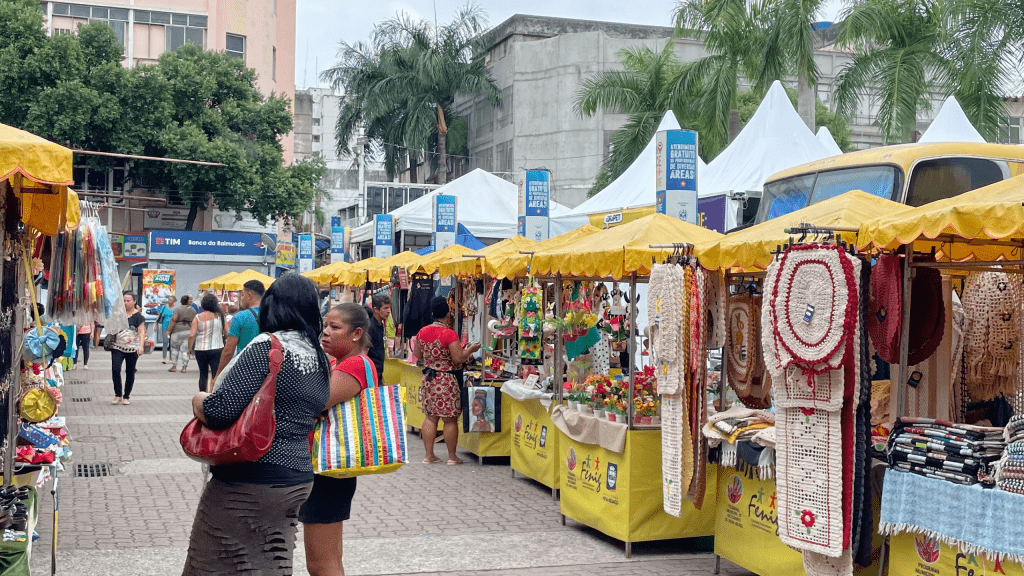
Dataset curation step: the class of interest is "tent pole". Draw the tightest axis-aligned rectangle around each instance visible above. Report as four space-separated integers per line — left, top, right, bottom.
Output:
554 274 563 403
896 245 914 419
628 273 637 429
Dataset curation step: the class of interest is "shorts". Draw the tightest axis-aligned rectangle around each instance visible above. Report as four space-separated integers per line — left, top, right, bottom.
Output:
298 475 357 524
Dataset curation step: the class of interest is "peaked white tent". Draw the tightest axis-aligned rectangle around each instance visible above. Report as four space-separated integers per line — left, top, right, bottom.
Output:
816 126 844 156
700 81 831 198
918 95 986 143
568 111 707 216
350 168 572 243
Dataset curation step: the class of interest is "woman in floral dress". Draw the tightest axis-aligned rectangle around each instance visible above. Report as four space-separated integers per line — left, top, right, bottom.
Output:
415 297 481 465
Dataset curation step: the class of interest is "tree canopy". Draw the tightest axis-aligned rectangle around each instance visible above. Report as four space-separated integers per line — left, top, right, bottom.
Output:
0 0 324 230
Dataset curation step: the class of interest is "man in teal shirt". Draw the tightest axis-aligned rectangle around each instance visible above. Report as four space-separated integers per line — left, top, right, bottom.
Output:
216 279 264 376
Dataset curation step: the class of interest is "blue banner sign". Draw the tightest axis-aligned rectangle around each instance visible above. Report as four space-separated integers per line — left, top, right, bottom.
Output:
518 170 550 241
656 129 699 223
433 194 457 250
374 214 394 259
149 230 273 263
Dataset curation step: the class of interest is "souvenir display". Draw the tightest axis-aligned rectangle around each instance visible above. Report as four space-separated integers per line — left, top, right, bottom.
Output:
517 282 543 365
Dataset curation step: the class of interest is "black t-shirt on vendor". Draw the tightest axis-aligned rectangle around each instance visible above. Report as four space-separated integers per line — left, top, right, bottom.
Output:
367 312 386 380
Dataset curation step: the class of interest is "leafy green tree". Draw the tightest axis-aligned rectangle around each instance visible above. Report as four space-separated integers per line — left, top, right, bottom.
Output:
323 3 501 184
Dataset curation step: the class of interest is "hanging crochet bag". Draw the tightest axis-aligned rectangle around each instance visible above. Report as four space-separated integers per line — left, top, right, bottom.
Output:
313 356 408 478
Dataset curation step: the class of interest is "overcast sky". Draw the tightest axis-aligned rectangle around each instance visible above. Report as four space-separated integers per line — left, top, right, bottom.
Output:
296 0 848 89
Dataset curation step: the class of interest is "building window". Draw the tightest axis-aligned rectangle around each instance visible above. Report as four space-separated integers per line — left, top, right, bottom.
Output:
1002 116 1023 144
312 135 320 143
226 33 245 61
497 86 513 128
312 118 321 127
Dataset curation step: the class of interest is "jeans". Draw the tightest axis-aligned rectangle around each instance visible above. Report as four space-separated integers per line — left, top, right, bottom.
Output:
75 334 91 366
111 349 139 399
169 331 190 369
194 349 222 392
159 328 171 359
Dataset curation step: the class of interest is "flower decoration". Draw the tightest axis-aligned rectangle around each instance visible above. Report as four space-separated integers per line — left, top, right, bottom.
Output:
798 509 816 533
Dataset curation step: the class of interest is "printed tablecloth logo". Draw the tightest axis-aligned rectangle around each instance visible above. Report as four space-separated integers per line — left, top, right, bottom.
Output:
566 447 577 472
606 463 618 492
915 535 940 564
514 414 523 433
727 475 744 504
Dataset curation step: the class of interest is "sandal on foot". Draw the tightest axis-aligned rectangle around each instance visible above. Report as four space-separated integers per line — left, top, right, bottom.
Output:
422 457 441 464
111 397 122 405
447 457 464 466
122 399 130 405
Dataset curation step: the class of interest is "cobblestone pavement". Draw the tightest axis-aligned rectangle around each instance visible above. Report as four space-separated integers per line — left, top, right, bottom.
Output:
31 351 756 575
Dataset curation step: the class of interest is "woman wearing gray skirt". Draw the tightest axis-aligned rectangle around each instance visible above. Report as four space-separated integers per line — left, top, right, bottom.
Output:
183 274 331 576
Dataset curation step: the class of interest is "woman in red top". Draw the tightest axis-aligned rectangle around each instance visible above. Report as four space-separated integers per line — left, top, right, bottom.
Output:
415 297 481 465
299 303 375 576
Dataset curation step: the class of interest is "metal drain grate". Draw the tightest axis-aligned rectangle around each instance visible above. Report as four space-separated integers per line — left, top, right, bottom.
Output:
71 397 92 403
73 463 112 478
67 380 86 385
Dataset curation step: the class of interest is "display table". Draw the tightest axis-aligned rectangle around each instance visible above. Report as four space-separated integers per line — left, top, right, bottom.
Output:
0 485 38 576
714 465 884 576
458 383 512 463
508 396 559 493
889 532 1024 576
558 429 717 557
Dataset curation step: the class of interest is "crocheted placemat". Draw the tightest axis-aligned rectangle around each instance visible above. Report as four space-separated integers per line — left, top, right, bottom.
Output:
727 294 759 396
866 253 901 364
778 365 845 411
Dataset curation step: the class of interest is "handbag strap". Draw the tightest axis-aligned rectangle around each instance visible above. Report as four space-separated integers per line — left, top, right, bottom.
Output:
360 355 377 388
261 334 284 395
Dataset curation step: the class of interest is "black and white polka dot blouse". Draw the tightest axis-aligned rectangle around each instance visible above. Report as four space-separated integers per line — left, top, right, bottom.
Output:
202 331 330 473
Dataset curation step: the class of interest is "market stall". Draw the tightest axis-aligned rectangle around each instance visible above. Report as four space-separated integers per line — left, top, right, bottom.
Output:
695 190 907 576
0 123 82 575
855 174 1024 576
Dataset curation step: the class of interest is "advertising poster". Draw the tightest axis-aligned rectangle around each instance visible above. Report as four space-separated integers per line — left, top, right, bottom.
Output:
331 216 348 264
298 234 314 273
698 195 727 233
374 214 394 259
656 129 699 224
275 242 295 267
122 234 148 260
517 170 551 241
141 270 176 321
108 233 124 259
432 194 457 251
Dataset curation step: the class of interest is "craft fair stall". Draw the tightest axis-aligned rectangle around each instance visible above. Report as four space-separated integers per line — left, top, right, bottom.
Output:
0 123 86 575
197 268 276 308
301 260 351 286
695 190 908 576
197 271 238 291
855 174 1024 576
519 213 723 556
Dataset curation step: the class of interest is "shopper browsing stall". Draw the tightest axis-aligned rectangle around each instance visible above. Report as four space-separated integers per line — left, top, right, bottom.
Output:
111 291 146 405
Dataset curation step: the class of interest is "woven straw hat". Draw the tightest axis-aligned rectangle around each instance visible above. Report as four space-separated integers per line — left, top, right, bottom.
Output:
867 254 901 364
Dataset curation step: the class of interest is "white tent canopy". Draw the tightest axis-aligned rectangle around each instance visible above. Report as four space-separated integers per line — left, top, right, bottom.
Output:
700 81 831 197
816 126 843 156
568 111 707 216
918 95 986 143
351 168 572 243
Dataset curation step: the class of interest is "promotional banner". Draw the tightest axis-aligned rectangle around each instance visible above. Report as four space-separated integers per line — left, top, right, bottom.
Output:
275 242 295 267
517 170 551 241
698 195 727 233
330 216 348 264
297 234 315 273
149 230 273 263
374 214 394 259
141 270 176 322
889 533 1024 576
121 234 148 260
656 129 699 224
432 194 457 251
510 397 559 489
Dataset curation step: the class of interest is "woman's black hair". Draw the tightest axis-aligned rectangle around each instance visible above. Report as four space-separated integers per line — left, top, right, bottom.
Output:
200 293 225 327
260 274 329 375
430 296 450 321
333 303 372 350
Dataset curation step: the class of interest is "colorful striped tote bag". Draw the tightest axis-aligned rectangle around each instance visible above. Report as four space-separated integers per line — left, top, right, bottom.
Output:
312 356 408 478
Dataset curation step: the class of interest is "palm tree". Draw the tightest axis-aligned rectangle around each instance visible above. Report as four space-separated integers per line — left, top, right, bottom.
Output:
323 3 501 185
673 0 786 152
574 44 701 195
763 0 826 130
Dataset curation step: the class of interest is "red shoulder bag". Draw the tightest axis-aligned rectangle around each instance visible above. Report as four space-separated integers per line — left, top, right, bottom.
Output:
179 334 282 466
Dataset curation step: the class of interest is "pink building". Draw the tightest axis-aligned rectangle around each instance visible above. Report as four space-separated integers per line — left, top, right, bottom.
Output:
39 0 297 162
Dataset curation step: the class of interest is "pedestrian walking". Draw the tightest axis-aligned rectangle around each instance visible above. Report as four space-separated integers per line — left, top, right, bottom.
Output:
111 291 146 405
157 295 177 363
415 297 480 465
366 294 391 383
74 322 92 369
216 279 264 375
182 274 330 576
189 294 226 392
300 303 375 576
167 295 197 373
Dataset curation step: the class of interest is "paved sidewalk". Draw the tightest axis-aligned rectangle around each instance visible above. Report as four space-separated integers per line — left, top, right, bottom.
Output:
30 351 755 576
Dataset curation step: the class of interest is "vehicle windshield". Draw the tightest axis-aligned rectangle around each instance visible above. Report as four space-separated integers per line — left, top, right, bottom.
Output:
758 165 901 222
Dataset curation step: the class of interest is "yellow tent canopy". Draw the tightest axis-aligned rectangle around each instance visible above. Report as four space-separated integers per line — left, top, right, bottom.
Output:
530 214 723 279
438 235 538 278
857 173 1024 261
198 271 239 291
302 260 352 286
583 205 656 229
487 225 603 279
218 269 276 292
698 190 910 271
1 123 75 236
415 244 480 276
340 252 419 286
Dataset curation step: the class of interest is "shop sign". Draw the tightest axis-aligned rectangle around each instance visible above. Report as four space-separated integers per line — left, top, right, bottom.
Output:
517 170 550 241
374 214 394 259
122 234 148 260
143 206 190 230
330 217 348 264
149 230 272 263
297 234 314 273
655 129 699 224
108 233 124 259
603 212 623 226
275 242 295 267
889 533 1024 576
432 194 457 251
